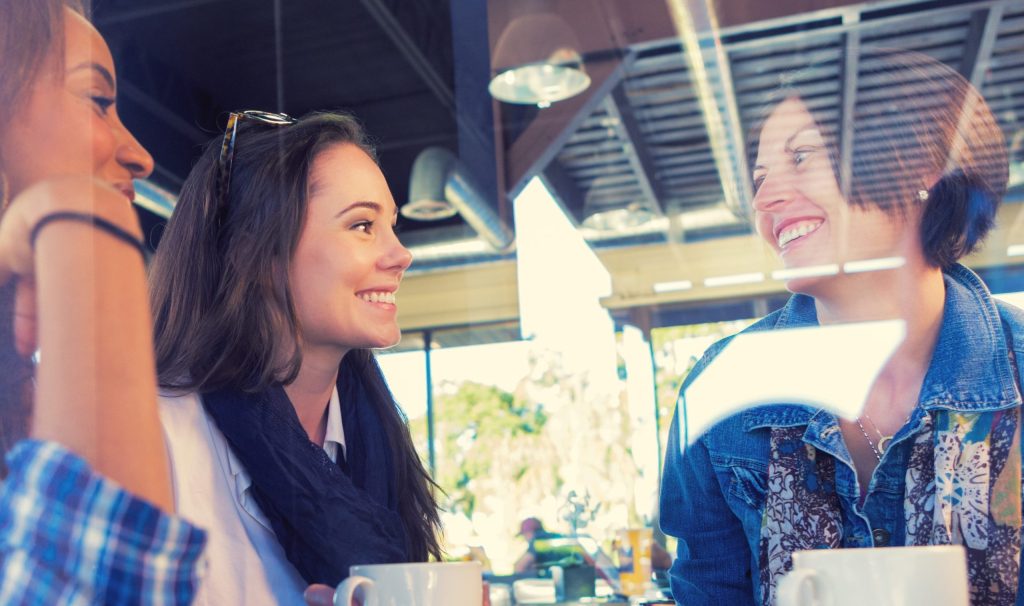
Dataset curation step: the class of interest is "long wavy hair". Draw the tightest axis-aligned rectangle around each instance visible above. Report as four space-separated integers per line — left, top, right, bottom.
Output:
0 0 84 475
749 47 1008 268
149 111 442 560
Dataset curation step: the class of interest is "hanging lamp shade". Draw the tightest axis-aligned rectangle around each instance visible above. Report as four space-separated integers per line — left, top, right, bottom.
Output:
581 175 654 232
488 13 591 106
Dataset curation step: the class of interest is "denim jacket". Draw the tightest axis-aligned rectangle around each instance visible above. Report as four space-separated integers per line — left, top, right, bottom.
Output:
659 264 1024 605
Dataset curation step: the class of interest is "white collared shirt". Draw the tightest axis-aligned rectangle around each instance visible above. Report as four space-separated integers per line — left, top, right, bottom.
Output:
159 387 346 606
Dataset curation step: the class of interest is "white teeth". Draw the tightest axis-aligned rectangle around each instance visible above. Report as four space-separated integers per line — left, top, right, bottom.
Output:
359 291 396 304
777 221 822 248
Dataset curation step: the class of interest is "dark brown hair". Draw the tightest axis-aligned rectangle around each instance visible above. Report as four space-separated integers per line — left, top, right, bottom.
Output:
749 47 1008 268
149 111 442 560
0 0 84 473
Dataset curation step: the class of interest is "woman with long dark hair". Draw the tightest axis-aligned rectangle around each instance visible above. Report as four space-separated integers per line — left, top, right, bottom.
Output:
660 48 1018 605
150 111 442 605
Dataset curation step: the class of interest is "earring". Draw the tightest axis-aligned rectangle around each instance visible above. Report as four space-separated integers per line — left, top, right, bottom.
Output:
917 189 929 201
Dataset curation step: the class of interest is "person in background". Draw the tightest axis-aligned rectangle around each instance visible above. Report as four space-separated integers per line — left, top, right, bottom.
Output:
660 47 1019 606
0 0 206 602
149 110 443 605
514 516 562 574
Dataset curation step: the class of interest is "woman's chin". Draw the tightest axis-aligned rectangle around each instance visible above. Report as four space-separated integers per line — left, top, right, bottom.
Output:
784 274 829 296
777 255 842 297
366 332 402 351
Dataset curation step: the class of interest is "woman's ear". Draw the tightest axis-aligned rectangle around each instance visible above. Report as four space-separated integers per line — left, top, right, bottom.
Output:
921 171 944 199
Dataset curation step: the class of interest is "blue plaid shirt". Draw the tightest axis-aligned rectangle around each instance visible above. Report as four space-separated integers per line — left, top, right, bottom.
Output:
0 440 207 605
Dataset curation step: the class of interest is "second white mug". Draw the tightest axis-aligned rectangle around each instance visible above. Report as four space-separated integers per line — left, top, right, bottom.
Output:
333 561 483 606
776 545 968 606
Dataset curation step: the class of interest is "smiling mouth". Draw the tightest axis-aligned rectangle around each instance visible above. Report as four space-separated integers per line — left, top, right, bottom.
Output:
115 184 136 201
777 220 823 248
358 291 396 304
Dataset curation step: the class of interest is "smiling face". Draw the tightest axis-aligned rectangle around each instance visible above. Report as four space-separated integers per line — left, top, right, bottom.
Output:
1 8 153 200
289 143 413 359
751 96 915 295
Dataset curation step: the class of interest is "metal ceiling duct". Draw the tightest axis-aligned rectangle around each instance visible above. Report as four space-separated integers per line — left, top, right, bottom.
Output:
406 146 515 252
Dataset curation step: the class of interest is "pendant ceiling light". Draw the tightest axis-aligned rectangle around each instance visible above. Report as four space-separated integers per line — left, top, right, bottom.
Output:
404 147 514 251
488 13 591 107
581 175 655 232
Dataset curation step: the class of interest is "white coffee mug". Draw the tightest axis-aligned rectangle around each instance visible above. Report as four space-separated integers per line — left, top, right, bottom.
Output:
333 561 483 606
776 545 968 606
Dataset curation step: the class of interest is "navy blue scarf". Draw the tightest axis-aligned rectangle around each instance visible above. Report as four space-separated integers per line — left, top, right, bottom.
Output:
202 361 409 585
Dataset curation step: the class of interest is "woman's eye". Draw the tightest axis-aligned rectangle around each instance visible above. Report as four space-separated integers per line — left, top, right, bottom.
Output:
90 95 115 114
752 174 766 193
353 220 373 233
793 147 816 165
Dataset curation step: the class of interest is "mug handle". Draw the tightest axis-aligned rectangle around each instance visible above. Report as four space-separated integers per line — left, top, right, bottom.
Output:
334 575 379 606
776 568 832 606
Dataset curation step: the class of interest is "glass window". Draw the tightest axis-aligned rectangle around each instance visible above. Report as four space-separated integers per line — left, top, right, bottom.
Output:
75 0 1024 600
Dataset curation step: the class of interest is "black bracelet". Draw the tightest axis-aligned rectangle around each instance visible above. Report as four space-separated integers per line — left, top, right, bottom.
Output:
29 211 146 257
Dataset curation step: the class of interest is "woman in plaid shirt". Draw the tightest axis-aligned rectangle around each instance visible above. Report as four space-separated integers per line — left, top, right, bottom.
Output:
0 1 206 603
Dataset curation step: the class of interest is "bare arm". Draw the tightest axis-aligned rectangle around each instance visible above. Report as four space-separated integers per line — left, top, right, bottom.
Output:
0 177 172 512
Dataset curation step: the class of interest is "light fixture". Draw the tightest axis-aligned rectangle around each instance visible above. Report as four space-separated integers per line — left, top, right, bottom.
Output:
703 272 765 288
404 147 514 251
582 202 655 231
488 13 591 107
842 257 906 274
404 147 460 221
653 280 693 294
580 175 655 232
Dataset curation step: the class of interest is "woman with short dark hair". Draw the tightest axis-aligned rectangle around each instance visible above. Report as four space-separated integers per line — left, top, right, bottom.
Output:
150 111 442 605
660 48 1019 606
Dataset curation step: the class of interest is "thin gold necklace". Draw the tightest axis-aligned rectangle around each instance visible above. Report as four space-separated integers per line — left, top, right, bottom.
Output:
863 410 915 455
854 418 883 462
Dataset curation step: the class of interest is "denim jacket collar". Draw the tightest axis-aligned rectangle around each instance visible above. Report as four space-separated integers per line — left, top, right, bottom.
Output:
742 263 1020 433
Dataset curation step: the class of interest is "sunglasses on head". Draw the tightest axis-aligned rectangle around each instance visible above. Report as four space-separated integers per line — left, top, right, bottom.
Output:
216 110 298 211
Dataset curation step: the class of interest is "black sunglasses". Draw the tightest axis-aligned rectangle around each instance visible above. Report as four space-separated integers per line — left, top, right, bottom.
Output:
216 110 297 211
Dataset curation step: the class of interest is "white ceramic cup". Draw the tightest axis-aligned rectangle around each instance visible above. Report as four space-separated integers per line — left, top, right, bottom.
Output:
776 545 968 606
333 561 483 606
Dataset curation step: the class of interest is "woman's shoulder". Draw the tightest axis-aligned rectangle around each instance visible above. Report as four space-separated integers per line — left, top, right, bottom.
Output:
156 389 211 441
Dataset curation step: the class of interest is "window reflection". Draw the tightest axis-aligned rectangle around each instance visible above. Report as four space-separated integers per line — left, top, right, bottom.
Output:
73 0 1024 601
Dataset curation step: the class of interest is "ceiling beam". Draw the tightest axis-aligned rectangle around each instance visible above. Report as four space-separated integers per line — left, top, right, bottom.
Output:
606 81 666 215
540 160 587 224
357 0 457 113
665 0 751 217
505 57 629 200
838 9 860 195
92 0 230 26
493 0 654 201
961 3 1005 88
450 0 503 221
360 0 504 216
722 0 1008 53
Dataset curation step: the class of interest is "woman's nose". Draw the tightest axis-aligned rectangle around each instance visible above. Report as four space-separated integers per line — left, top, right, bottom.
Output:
382 231 413 274
751 172 792 213
114 119 155 179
